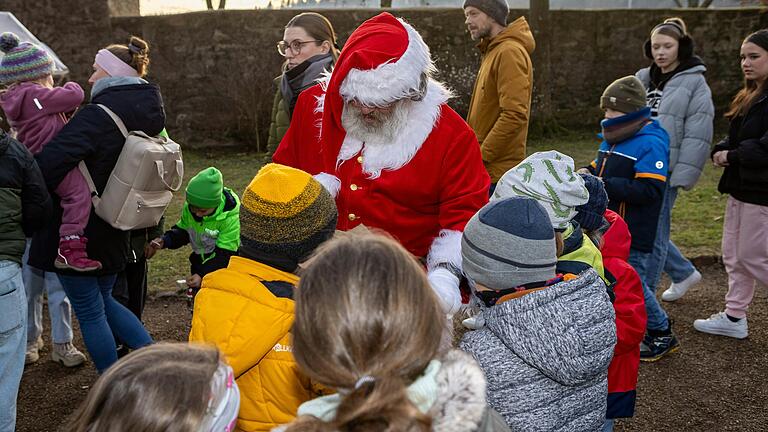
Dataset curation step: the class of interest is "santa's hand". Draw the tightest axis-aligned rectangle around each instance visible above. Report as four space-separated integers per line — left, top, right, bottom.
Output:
427 267 462 317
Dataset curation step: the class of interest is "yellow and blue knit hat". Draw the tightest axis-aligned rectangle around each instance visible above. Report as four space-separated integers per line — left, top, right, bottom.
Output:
0 33 54 85
239 164 338 270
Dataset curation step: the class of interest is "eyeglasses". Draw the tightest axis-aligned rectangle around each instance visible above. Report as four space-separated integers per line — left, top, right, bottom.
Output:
277 39 322 57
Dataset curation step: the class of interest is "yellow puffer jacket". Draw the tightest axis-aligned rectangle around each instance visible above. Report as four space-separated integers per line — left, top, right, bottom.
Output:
466 16 536 183
189 256 321 431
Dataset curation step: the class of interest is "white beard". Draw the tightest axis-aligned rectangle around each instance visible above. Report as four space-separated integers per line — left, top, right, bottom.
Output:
340 100 411 147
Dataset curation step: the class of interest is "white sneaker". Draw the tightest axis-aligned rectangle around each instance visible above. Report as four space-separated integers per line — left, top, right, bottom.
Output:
661 269 702 302
25 336 44 365
693 312 748 339
52 342 87 367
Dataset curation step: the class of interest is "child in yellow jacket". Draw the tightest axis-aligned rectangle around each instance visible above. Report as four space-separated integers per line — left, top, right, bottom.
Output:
189 164 338 431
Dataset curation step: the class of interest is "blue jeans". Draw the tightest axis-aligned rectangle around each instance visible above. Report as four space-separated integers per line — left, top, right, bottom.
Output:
646 186 697 291
22 239 74 345
602 418 614 432
629 248 669 331
0 261 27 432
58 274 152 373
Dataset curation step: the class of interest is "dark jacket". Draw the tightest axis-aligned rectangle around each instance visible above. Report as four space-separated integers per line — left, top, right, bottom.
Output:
30 81 166 275
0 131 51 264
712 90 768 206
588 120 669 252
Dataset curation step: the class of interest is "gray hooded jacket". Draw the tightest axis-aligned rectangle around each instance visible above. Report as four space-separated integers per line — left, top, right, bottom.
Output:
460 270 616 432
636 64 714 190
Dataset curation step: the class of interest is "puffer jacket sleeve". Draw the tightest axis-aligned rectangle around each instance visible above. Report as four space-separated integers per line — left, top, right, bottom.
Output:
670 76 714 190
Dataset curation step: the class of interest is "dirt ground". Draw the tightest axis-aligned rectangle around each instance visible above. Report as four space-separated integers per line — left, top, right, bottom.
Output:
16 263 768 432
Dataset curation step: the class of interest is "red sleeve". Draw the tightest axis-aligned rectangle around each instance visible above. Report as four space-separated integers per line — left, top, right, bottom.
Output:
610 260 648 356
437 118 491 231
272 86 323 175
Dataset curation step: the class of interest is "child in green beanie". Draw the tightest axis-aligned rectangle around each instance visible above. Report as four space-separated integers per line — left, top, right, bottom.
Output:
149 167 241 292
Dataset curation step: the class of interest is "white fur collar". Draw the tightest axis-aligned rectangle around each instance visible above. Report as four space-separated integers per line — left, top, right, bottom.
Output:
336 80 451 179
430 349 491 431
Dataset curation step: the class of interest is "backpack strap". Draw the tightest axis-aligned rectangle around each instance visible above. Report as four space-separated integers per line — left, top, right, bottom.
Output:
78 161 101 208
96 104 129 138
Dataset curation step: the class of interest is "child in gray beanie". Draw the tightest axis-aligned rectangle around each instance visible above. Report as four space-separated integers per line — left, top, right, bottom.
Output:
459 196 616 432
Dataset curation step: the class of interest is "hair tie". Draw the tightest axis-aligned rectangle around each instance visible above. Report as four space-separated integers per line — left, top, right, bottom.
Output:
354 375 375 390
128 43 142 54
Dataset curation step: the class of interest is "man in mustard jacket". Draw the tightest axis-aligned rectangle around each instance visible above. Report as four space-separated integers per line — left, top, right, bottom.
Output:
464 0 535 191
189 163 338 431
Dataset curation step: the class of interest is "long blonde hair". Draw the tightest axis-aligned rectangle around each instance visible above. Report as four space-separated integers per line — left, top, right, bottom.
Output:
287 233 444 432
66 343 220 432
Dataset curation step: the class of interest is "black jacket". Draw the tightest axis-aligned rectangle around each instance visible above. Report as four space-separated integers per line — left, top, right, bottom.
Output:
712 91 768 206
0 131 51 264
30 83 166 275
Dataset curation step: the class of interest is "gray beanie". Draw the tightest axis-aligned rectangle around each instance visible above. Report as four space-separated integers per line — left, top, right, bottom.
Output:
462 197 557 290
463 0 509 26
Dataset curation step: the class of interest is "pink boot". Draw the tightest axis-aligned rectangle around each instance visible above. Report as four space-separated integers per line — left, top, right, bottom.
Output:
55 236 102 272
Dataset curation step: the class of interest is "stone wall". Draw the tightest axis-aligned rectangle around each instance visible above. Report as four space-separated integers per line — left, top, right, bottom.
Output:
4 5 767 148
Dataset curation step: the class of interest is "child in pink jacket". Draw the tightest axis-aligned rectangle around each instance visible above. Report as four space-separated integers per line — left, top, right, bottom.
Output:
0 32 100 271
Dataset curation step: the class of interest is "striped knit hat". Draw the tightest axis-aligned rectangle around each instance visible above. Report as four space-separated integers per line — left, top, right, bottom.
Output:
239 164 338 272
0 33 54 84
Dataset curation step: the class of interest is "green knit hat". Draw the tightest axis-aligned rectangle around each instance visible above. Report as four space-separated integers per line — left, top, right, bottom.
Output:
186 167 224 209
600 76 647 114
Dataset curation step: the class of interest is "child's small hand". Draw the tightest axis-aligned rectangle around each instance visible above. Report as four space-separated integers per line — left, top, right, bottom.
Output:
150 238 164 249
186 274 202 289
576 168 591 175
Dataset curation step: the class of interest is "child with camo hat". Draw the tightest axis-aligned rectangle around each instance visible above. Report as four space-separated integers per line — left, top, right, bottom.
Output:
0 32 99 272
581 75 677 363
150 167 240 293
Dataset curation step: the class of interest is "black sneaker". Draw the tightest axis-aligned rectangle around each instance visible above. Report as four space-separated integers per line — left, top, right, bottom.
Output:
640 331 680 362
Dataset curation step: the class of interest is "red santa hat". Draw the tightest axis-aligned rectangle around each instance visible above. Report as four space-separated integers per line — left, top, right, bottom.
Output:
320 13 433 170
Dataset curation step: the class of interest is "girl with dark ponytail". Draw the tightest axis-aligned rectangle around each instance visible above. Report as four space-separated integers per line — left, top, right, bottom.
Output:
281 233 509 432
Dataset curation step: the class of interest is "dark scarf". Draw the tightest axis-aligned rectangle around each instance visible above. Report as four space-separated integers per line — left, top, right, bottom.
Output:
601 107 652 145
280 53 334 117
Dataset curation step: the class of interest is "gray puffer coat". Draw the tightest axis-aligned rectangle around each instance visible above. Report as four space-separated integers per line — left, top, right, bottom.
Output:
636 64 714 190
460 269 616 432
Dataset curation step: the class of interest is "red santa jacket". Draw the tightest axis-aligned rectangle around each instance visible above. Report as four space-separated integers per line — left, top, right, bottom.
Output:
602 209 647 419
273 82 490 266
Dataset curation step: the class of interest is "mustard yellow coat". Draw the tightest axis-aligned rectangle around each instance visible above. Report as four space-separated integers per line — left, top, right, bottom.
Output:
189 256 321 431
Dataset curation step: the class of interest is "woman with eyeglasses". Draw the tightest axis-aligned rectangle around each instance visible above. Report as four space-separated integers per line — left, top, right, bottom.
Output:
267 13 340 155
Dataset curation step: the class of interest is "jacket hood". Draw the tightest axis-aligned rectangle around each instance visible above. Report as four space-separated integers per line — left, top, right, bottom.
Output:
483 269 616 386
91 80 165 136
0 82 50 123
484 16 535 55
194 257 297 377
294 350 494 432
601 210 631 261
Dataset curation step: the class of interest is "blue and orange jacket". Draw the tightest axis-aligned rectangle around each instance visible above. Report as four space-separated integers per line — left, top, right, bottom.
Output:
587 119 669 252
601 210 647 419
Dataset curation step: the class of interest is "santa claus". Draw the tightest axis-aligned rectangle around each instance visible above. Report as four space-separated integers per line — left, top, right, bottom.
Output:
274 12 490 315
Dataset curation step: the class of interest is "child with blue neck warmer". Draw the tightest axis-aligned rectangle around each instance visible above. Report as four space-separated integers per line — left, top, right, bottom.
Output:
581 75 677 363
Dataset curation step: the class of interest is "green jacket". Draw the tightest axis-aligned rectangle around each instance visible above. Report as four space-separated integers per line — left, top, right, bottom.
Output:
558 222 608 284
267 77 290 155
163 188 241 264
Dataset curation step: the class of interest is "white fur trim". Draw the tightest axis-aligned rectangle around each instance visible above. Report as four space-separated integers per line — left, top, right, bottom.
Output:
430 350 489 432
339 18 434 106
337 80 451 179
426 229 463 272
312 172 340 198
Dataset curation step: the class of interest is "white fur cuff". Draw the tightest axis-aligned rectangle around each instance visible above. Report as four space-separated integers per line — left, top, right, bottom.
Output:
426 229 463 272
313 172 341 198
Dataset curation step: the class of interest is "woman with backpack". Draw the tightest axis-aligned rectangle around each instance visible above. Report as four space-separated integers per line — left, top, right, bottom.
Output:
31 36 164 373
266 12 339 155
634 17 714 359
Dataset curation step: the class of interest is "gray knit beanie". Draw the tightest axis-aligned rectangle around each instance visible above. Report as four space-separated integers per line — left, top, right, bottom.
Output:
462 197 557 290
463 0 509 26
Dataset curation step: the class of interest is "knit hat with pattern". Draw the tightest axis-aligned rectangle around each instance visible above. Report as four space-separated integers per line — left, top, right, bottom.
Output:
600 75 647 114
463 0 510 26
186 167 224 209
462 197 557 290
0 33 54 85
239 164 338 271
574 173 609 232
492 150 589 231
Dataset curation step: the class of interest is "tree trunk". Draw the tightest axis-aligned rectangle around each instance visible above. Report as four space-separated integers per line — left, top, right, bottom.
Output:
206 0 213 9
219 0 226 8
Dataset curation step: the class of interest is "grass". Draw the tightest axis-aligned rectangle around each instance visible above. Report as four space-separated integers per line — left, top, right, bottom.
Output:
147 138 726 292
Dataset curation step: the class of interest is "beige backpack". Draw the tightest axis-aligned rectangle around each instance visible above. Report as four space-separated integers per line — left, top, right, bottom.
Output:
78 104 183 231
